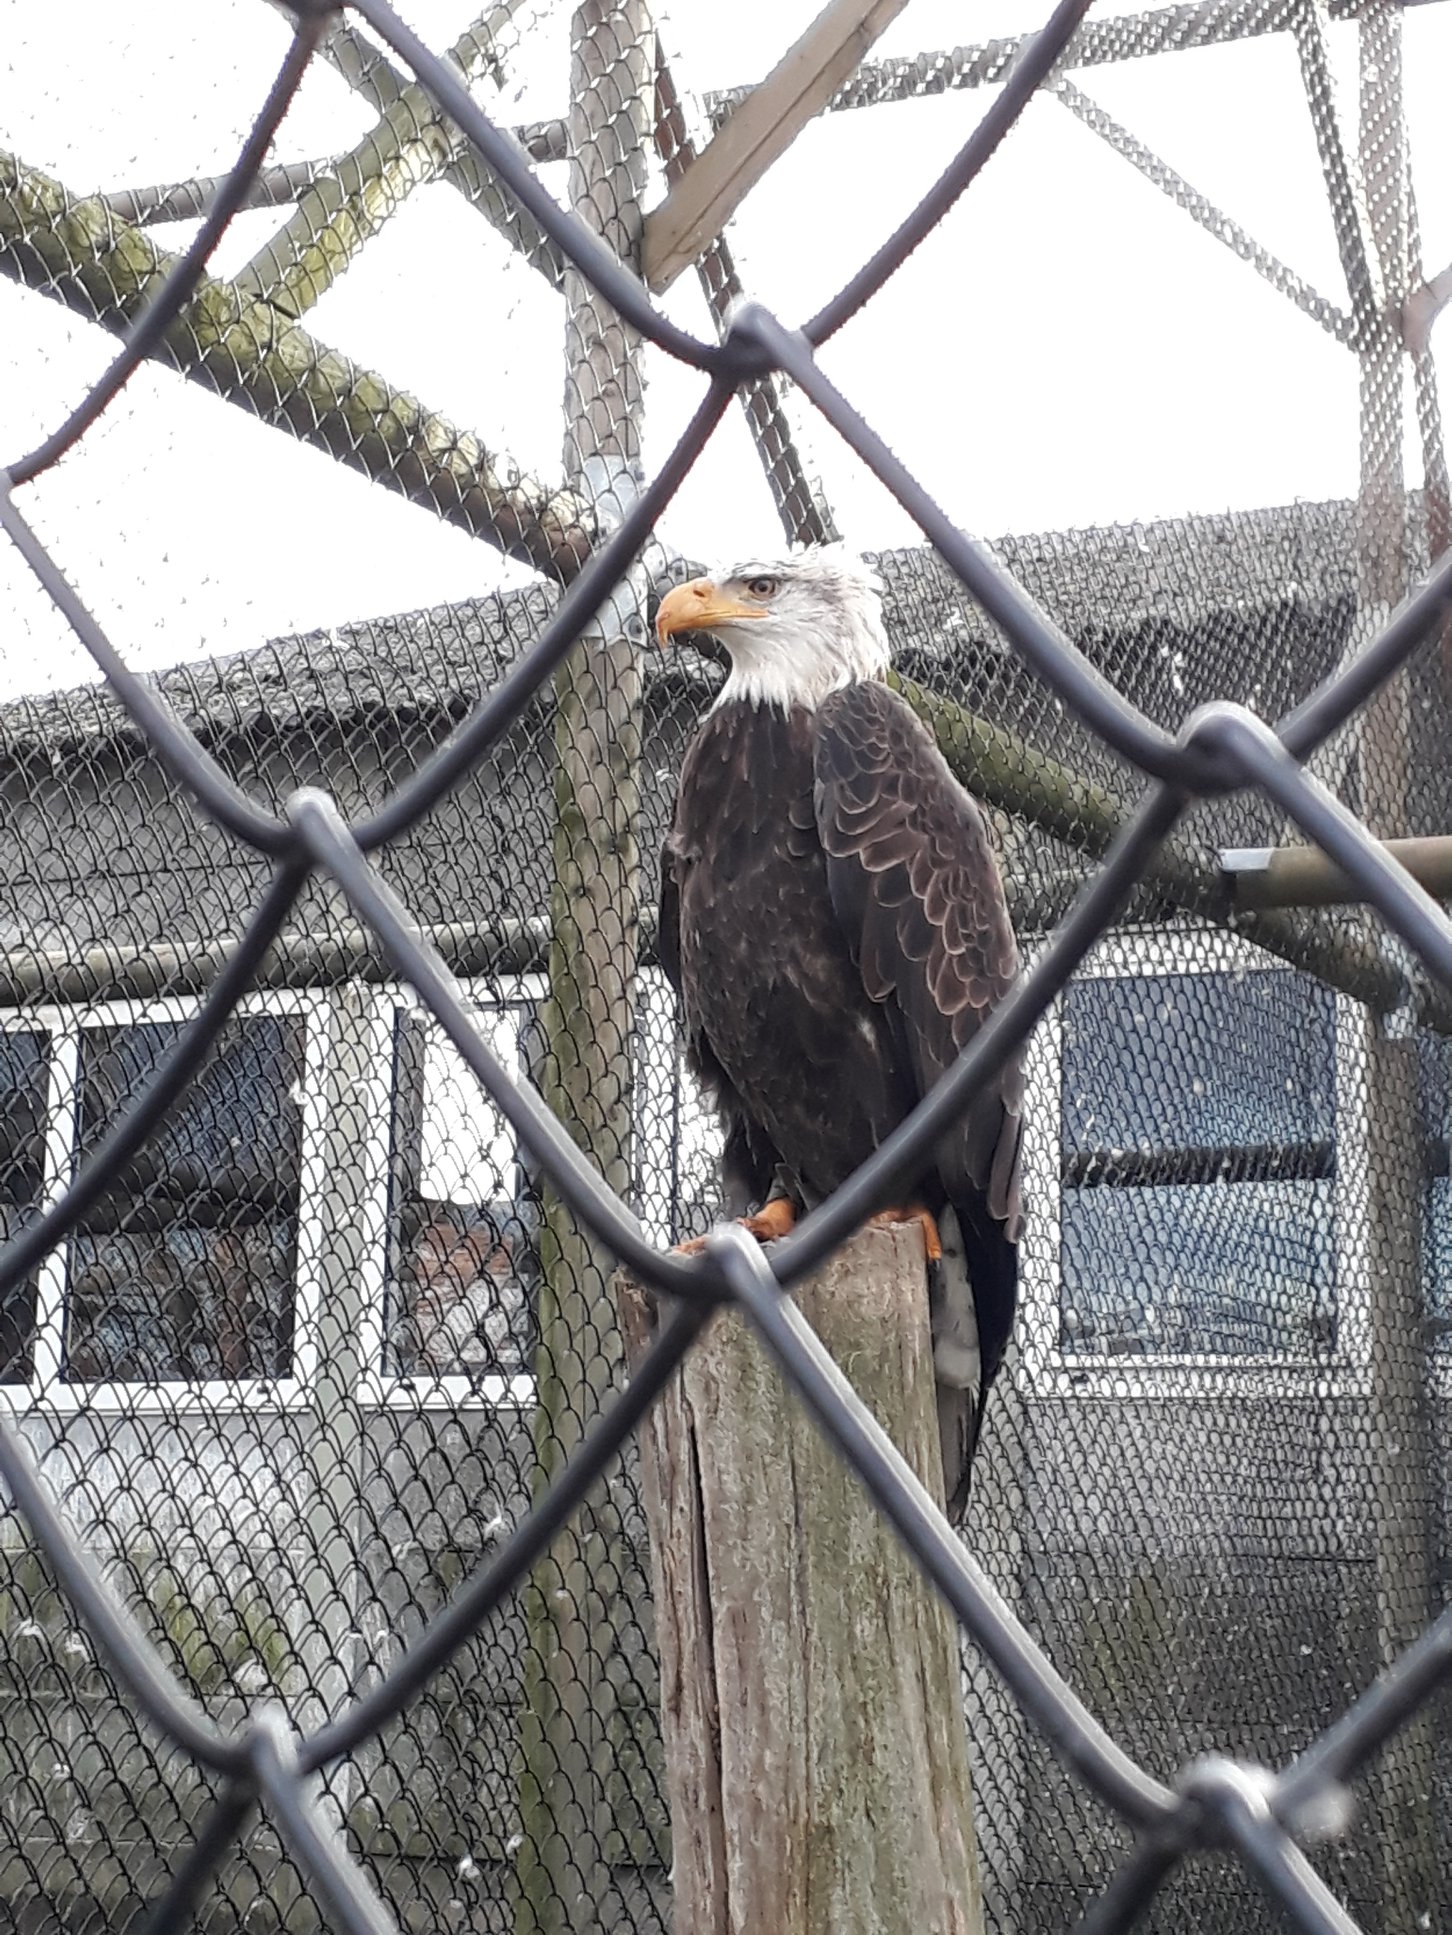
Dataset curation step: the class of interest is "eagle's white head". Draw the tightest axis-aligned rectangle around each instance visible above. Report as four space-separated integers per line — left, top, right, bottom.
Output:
654 545 891 712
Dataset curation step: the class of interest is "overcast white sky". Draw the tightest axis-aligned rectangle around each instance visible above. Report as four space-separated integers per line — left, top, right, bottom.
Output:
2 0 1450 701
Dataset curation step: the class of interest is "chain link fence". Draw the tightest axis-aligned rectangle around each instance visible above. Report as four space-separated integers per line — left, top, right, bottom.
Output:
2 0 1452 1929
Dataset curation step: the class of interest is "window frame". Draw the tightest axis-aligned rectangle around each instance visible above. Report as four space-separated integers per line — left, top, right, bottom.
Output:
3 988 331 1416
1015 928 1371 1401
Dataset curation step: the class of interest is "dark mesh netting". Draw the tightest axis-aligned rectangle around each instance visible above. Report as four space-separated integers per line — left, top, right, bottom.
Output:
2 1 1452 1932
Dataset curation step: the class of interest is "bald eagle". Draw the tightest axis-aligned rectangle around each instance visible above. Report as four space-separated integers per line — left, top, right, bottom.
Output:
655 547 1024 1516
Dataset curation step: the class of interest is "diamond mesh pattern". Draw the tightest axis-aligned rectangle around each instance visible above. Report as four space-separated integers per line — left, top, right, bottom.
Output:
2 1 1452 1931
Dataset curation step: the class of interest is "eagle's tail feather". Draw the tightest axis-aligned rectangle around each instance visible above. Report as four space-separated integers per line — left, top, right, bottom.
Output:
931 1205 984 1521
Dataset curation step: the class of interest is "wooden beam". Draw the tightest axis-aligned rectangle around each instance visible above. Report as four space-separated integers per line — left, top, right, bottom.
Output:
232 0 556 318
314 15 564 289
100 159 343 227
0 150 595 579
1404 258 1452 355
643 0 910 293
652 44 839 545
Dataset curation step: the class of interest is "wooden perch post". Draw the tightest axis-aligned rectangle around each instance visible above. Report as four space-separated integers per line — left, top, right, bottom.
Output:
617 1224 985 1934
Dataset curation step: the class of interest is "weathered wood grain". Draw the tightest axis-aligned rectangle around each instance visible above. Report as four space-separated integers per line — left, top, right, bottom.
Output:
619 1224 984 1933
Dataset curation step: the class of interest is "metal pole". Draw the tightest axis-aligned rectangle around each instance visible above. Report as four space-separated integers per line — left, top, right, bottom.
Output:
1220 833 1452 909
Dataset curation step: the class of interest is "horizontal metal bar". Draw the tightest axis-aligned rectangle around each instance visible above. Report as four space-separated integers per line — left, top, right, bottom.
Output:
0 917 552 1009
701 0 1450 129
1063 1139 1335 1188
706 0 1300 127
1222 834 1452 909
1196 709 1452 990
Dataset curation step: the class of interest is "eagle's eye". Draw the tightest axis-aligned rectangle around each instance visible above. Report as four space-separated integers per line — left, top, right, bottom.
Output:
744 575 779 599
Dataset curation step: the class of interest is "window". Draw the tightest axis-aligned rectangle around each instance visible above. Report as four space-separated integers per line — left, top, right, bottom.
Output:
0 995 326 1408
1418 1034 1452 1351
1019 935 1367 1394
366 969 722 1407
0 1028 52 1384
0 972 720 1415
380 986 544 1397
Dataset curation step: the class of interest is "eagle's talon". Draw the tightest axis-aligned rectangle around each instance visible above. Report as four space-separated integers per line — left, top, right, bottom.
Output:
671 1197 797 1256
868 1203 943 1263
741 1197 798 1243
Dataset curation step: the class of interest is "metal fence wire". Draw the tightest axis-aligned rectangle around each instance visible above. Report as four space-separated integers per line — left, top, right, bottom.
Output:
3 0 1452 1929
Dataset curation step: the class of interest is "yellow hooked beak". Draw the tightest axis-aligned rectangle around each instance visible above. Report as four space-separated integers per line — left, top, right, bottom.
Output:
654 578 768 646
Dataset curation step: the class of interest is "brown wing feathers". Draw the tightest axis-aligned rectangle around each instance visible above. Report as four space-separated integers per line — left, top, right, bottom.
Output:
813 682 1024 1238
